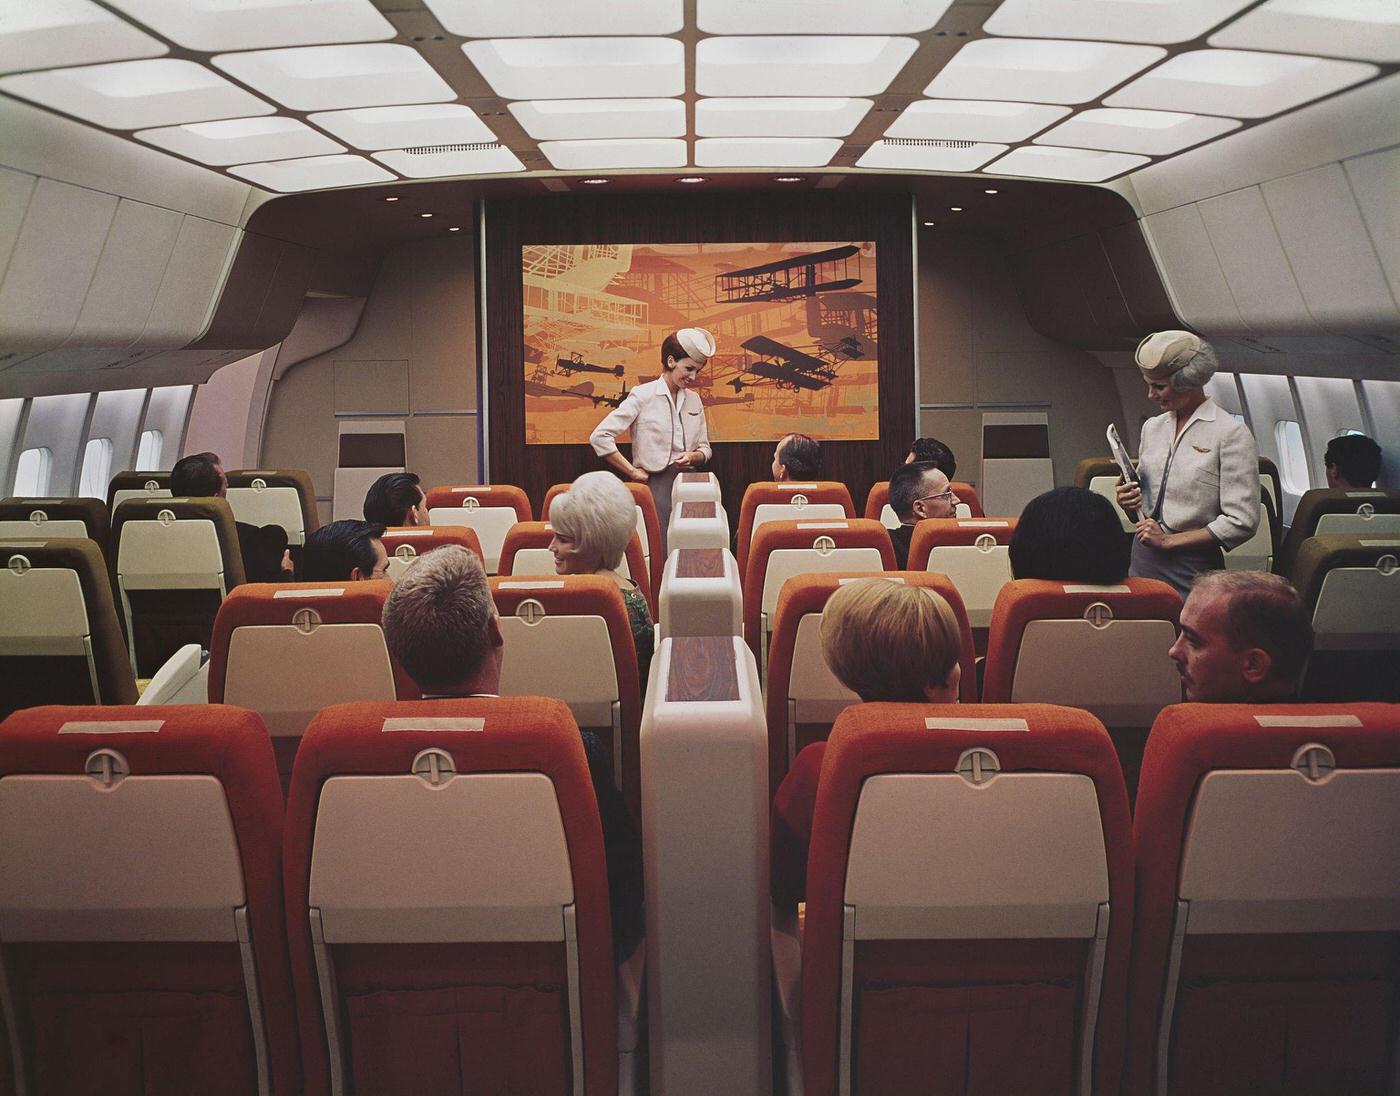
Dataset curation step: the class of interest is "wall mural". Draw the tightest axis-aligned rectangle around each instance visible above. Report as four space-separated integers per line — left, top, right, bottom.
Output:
521 241 880 444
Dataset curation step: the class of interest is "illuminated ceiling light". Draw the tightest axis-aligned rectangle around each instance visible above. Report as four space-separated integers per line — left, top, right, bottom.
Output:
419 212 433 217
695 97 871 137
134 115 343 166
985 145 1149 182
212 43 453 112
950 206 963 211
1036 107 1241 155
922 220 936 226
983 0 1255 46
697 36 918 97
310 103 496 150
580 177 610 184
107 0 395 52
384 195 399 201
227 153 395 192
698 0 953 34
509 99 685 141
924 38 1164 104
0 0 167 76
1209 0 1400 64
695 137 840 168
464 37 683 100
423 0 683 37
855 140 1005 172
885 99 1070 143
448 226 462 231
374 145 525 177
677 176 707 183
774 176 804 182
539 139 687 170
984 188 999 194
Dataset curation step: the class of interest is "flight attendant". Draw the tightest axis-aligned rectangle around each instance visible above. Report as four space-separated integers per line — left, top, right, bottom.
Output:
589 327 714 548
1116 331 1259 598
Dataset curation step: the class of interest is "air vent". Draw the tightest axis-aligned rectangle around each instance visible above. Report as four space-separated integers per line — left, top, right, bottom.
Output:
883 138 977 149
404 142 503 154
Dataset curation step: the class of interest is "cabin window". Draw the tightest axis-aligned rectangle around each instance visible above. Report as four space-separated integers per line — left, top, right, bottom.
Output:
13 446 52 496
78 437 114 499
1275 420 1309 495
136 429 163 469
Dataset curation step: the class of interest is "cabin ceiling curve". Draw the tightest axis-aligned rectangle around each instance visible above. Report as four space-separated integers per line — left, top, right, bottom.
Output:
0 0 1395 194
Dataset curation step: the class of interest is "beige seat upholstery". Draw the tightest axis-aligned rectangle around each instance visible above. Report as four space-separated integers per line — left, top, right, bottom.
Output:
424 485 532 574
0 496 110 550
106 470 172 513
226 468 319 547
908 518 1018 630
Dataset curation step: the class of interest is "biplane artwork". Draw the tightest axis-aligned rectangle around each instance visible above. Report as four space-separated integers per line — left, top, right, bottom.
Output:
521 241 879 444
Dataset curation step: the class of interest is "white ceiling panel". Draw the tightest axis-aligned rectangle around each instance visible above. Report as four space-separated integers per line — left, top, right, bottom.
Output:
1035 108 1241 155
107 0 394 52
510 99 686 140
228 153 395 192
424 0 683 36
695 98 871 137
1106 49 1379 118
694 138 842 167
986 145 1149 181
984 0 1255 45
463 38 684 100
855 140 1006 171
309 104 497 149
373 146 525 177
0 0 167 76
0 59 274 129
884 99 1070 142
538 139 688 170
1209 0 1400 64
697 0 954 34
697 36 918 97
213 44 455 112
925 39 1165 105
136 116 345 165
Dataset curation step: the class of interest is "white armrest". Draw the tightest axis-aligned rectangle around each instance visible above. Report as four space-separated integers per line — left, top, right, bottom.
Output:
617 937 646 1096
138 644 208 705
772 906 804 1096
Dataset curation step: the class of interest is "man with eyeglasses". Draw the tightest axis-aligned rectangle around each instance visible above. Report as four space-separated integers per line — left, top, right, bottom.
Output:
887 460 959 569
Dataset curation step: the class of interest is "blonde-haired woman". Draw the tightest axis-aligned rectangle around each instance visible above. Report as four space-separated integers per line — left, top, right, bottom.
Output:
549 470 654 689
771 578 963 907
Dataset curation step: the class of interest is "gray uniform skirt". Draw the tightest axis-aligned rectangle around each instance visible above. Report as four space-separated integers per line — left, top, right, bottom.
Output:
1129 537 1223 600
647 465 680 557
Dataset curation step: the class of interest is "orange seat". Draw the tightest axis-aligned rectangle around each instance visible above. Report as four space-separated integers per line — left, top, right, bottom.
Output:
0 496 109 552
1127 703 1400 1095
783 703 1132 1096
424 485 532 573
284 699 620 1096
542 480 664 607
907 517 1017 629
763 572 978 796
0 704 300 1096
735 481 854 576
499 520 654 618
380 525 484 581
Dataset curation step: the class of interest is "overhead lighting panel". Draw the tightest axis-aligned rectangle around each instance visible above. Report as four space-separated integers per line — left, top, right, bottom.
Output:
373 145 526 178
135 116 344 165
509 99 686 140
538 138 688 170
697 0 953 34
984 0 1255 45
213 44 454 112
1209 0 1400 64
228 153 396 191
694 137 842 167
1106 49 1378 118
424 0 682 36
0 58 273 129
884 99 1070 142
985 145 1149 182
464 38 684 100
106 0 394 52
1035 107 1240 155
695 98 871 137
925 38 1165 104
0 0 166 76
855 139 1007 172
697 36 918 97
309 104 497 150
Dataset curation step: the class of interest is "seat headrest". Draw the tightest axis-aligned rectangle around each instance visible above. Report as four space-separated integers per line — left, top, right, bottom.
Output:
424 484 532 520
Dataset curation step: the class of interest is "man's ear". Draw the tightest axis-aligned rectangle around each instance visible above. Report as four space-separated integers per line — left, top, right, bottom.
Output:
349 566 365 581
1240 646 1273 685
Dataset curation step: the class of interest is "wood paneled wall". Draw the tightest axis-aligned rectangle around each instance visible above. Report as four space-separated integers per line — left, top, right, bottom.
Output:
483 192 915 519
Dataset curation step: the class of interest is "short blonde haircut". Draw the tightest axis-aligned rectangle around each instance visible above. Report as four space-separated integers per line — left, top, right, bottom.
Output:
382 545 495 692
821 579 961 702
550 470 636 571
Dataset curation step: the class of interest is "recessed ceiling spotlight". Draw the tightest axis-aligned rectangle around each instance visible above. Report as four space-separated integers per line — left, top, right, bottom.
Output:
677 176 707 184
448 226 461 232
983 188 998 194
384 196 400 201
774 176 803 183
922 221 936 226
420 212 433 218
580 177 610 184
950 206 964 211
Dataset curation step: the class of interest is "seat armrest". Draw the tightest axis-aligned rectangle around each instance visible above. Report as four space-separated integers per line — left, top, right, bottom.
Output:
138 644 208 705
772 906 804 1096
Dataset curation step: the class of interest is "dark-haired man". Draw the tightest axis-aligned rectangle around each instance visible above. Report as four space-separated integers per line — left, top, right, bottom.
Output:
906 436 956 481
771 433 820 482
300 519 388 582
363 471 429 528
171 452 292 583
1324 434 1383 490
887 461 958 569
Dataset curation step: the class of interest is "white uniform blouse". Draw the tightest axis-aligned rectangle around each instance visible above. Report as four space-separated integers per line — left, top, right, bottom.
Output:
589 377 712 473
1136 396 1260 550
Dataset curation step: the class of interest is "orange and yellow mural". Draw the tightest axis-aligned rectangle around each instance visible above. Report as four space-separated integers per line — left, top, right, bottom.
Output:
521 241 880 444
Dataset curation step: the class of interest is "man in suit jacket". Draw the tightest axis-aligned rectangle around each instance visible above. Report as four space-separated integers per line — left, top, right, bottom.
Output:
171 452 292 583
887 460 958 570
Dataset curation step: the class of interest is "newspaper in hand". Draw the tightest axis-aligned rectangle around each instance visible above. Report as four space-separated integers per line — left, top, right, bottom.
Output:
1106 423 1138 484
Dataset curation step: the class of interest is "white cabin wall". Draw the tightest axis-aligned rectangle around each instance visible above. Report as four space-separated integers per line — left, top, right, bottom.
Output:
16 392 92 495
184 348 280 470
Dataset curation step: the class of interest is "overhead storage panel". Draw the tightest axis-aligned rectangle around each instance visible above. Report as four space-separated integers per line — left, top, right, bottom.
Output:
1141 203 1246 333
1197 186 1317 334
1343 148 1400 308
66 198 184 347
1262 163 1400 332
1098 221 1179 334
0 167 37 277
139 215 238 347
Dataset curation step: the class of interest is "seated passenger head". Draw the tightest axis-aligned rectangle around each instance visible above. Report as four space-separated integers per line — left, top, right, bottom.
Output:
300 519 388 582
821 578 961 702
1324 434 1382 490
548 470 634 575
363 471 427 527
772 432 820 482
382 545 502 695
1170 571 1313 703
905 436 956 479
1135 330 1219 412
1010 486 1130 584
889 460 956 524
659 327 715 390
171 452 226 498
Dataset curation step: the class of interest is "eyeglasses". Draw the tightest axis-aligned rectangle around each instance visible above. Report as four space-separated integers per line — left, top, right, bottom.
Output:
915 489 957 505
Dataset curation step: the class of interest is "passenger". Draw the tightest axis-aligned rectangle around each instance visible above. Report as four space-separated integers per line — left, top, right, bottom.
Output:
1009 486 1130 584
906 436 956 480
548 471 654 693
771 432 820 482
382 545 644 953
770 578 962 908
171 452 292 583
1170 570 1313 703
887 460 958 570
362 471 429 527
1116 331 1259 598
1324 433 1383 490
299 519 388 582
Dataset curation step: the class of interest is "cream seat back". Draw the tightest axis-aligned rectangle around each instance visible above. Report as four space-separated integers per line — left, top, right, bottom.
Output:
911 519 1018 629
750 502 846 547
226 481 306 545
428 505 516 573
